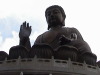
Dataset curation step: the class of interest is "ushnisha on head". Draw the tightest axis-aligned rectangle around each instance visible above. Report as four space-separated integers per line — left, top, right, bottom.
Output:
45 5 66 30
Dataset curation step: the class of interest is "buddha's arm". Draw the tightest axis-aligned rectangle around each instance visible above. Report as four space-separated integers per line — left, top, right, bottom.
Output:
19 21 32 51
71 28 84 40
71 28 92 52
19 37 31 51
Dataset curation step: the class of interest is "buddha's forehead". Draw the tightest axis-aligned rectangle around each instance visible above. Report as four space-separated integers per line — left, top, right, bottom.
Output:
46 7 61 13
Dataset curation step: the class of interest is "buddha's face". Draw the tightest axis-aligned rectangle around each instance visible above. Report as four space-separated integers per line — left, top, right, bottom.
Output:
46 8 64 26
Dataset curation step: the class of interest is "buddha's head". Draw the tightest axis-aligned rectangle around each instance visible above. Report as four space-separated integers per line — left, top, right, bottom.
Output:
45 5 66 30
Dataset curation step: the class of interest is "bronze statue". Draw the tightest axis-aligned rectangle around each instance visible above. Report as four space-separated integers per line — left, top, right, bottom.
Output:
18 5 92 53
33 5 97 65
9 5 97 66
34 5 91 53
19 21 32 51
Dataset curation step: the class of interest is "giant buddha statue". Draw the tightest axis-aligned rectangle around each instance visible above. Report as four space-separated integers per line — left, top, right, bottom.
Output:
8 5 97 66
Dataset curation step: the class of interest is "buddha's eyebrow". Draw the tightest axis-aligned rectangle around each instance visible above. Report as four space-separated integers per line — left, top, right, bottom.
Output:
53 9 60 12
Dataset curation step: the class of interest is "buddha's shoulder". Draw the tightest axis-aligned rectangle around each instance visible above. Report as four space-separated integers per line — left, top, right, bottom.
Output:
61 27 77 32
62 27 77 29
36 30 51 39
37 27 78 37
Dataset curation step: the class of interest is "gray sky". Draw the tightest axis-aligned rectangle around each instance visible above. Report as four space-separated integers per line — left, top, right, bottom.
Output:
0 0 100 61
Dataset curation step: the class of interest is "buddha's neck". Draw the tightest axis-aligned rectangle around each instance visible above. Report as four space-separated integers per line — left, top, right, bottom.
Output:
50 25 63 30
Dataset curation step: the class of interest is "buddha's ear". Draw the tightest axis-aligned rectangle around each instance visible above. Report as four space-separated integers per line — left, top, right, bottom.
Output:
48 24 51 30
62 20 65 26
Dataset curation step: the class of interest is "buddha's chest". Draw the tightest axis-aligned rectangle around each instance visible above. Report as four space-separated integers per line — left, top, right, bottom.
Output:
43 29 72 44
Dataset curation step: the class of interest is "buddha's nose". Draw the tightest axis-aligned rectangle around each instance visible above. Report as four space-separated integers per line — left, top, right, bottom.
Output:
50 12 54 17
50 13 55 19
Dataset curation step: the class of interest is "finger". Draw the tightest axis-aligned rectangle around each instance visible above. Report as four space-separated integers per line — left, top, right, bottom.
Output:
59 37 64 42
29 26 31 28
20 25 23 28
59 41 63 45
29 26 32 31
27 23 29 28
20 25 23 31
62 35 66 38
59 36 62 40
60 35 65 39
23 21 26 28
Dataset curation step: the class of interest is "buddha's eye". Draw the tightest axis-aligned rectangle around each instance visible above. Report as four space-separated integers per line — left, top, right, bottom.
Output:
47 12 51 16
54 11 59 14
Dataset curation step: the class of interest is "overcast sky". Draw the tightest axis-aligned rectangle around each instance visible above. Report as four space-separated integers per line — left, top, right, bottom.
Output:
0 0 100 61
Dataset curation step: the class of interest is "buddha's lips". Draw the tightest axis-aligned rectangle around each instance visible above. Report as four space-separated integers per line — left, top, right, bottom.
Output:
49 17 57 22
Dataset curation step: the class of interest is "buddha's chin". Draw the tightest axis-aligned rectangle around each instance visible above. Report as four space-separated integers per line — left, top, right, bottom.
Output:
49 20 58 25
50 19 56 23
49 23 60 28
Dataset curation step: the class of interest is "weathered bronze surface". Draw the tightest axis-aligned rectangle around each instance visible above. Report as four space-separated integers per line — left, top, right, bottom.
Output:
0 5 97 66
0 5 99 75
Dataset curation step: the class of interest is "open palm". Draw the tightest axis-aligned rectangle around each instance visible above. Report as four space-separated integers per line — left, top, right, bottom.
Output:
19 21 32 39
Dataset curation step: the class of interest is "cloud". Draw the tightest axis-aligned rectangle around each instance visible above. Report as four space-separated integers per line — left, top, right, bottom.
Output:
0 14 47 54
0 16 22 39
0 32 3 45
0 30 42 54
0 31 19 54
